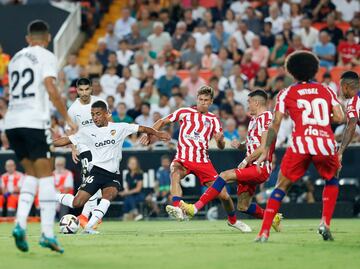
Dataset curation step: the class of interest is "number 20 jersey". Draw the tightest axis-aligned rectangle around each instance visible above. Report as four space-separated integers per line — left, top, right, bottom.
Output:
5 46 57 130
275 81 340 156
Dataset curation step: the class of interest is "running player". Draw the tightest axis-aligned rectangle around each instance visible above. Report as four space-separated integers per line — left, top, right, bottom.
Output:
67 78 105 228
141 85 250 232
337 71 359 165
255 51 344 242
5 20 77 253
180 90 282 232
54 100 170 234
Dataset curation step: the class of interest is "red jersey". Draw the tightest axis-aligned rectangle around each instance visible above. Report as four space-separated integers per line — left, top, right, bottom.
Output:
338 41 360 65
346 95 360 124
275 82 340 156
53 169 74 194
168 107 222 163
1 171 23 193
246 111 274 172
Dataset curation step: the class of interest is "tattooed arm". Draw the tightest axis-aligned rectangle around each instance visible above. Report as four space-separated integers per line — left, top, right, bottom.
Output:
338 117 357 163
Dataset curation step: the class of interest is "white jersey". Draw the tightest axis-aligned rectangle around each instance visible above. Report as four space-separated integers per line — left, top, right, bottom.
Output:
69 122 139 173
67 95 107 153
5 46 57 130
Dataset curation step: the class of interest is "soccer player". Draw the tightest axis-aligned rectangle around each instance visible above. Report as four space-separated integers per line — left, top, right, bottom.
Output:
337 71 359 165
141 86 250 231
180 90 282 232
54 100 170 234
4 20 77 253
67 77 106 228
255 51 344 242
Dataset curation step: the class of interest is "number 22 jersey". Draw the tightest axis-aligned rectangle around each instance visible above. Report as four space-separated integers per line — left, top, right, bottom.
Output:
5 45 57 130
275 81 340 156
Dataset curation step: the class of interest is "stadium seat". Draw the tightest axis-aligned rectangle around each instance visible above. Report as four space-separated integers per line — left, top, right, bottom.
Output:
267 67 279 78
176 70 213 82
315 67 327 82
312 22 327 31
330 66 348 83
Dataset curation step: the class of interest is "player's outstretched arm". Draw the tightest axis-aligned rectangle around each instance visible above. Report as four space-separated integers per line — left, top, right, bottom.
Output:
44 77 77 131
53 136 72 147
331 104 345 124
138 125 171 141
338 117 357 159
139 117 172 145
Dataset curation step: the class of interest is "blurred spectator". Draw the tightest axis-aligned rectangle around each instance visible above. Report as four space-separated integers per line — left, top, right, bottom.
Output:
180 85 196 106
217 48 234 77
281 20 294 46
203 10 215 30
230 0 250 17
211 0 226 22
322 72 339 94
184 8 197 32
104 22 119 52
127 93 143 120
115 81 134 109
349 16 360 38
130 52 148 80
62 53 80 83
115 7 136 40
155 155 171 204
245 35 270 67
332 0 359 22
0 44 10 88
312 0 336 22
298 16 319 49
276 0 291 19
100 66 121 97
201 44 219 70
313 31 336 69
232 76 250 110
286 35 308 56
181 36 203 68
210 76 225 106
96 38 111 67
0 159 23 217
151 94 171 118
321 13 344 46
92 78 107 100
106 95 116 115
244 6 263 35
181 66 206 96
147 22 171 55
126 23 146 51
270 34 288 67
120 156 144 221
240 52 260 81
154 54 167 79
290 3 303 32
113 103 133 123
213 66 229 91
121 67 141 94
105 51 123 77
141 65 156 88
135 102 154 126
224 118 240 141
237 124 248 142
116 39 134 67
170 92 186 112
193 22 211 53
159 8 176 35
229 64 248 89
223 9 238 35
67 87 78 108
337 30 360 67
169 0 184 23
51 116 65 141
260 21 275 48
265 5 285 35
140 82 159 105
172 21 191 51
269 66 293 88
86 53 103 80
156 64 181 97
162 42 180 65
232 21 256 52
137 9 154 38
210 21 230 53
53 156 74 218
249 66 270 91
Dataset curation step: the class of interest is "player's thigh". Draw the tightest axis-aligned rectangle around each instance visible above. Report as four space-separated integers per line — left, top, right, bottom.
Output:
219 169 238 183
78 169 103 198
33 158 54 178
237 191 253 211
191 162 218 185
312 154 340 180
234 165 269 185
280 149 312 182
170 160 188 181
73 190 92 208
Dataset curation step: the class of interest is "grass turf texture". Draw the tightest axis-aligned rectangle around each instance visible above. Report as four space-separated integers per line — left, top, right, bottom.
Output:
0 219 359 269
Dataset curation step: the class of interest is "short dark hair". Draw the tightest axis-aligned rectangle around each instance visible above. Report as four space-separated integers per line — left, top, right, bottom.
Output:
340 70 359 89
285 51 319 81
27 20 49 35
341 71 359 80
248 89 268 101
76 78 91 87
197 85 214 99
141 102 151 109
91 100 107 110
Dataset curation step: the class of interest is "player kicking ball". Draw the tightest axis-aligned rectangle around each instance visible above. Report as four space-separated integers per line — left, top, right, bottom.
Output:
180 90 282 232
141 86 250 232
53 100 170 234
255 51 344 242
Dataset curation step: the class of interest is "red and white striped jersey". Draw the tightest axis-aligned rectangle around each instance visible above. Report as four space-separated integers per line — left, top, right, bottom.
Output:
246 111 274 172
1 171 24 193
167 107 222 163
53 169 74 194
275 82 340 156
346 95 360 124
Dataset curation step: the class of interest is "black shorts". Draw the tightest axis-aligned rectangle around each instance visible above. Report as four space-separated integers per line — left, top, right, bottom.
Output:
6 128 52 161
79 165 122 196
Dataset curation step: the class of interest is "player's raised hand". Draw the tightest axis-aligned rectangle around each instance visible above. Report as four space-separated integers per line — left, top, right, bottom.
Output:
214 131 224 142
71 146 80 164
231 139 242 149
156 131 171 141
139 134 150 145
65 117 78 133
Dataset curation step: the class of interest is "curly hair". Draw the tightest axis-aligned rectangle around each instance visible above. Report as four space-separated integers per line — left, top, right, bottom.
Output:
285 51 319 82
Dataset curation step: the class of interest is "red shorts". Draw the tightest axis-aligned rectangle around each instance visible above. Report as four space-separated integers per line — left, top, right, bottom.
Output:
280 148 340 182
172 159 218 185
235 165 270 196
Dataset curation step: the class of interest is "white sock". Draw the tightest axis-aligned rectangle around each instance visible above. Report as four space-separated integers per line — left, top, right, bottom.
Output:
39 176 57 238
16 175 38 229
81 194 98 218
96 189 102 199
85 199 110 229
56 193 74 208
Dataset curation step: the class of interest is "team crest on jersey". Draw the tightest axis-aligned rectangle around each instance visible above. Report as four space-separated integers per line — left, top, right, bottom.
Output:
110 129 116 136
204 118 211 127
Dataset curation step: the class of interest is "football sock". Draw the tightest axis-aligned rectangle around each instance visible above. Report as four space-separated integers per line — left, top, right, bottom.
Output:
172 196 182 207
241 203 264 219
81 194 98 218
322 177 339 227
57 193 74 208
258 188 285 237
86 199 110 229
194 176 226 211
16 175 38 229
39 176 57 238
227 211 237 225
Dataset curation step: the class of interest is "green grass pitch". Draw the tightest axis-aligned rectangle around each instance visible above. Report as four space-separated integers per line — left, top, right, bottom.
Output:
1 219 359 269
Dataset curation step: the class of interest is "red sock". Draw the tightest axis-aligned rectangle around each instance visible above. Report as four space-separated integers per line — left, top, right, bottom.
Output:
259 198 281 236
172 196 182 207
227 211 237 225
195 177 226 211
322 185 339 227
253 204 264 219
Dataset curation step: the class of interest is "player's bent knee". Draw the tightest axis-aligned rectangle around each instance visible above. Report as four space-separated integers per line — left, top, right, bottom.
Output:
237 203 249 212
219 170 233 181
72 197 86 208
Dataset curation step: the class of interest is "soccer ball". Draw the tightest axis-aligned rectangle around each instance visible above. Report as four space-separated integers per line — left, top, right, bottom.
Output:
59 214 80 234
